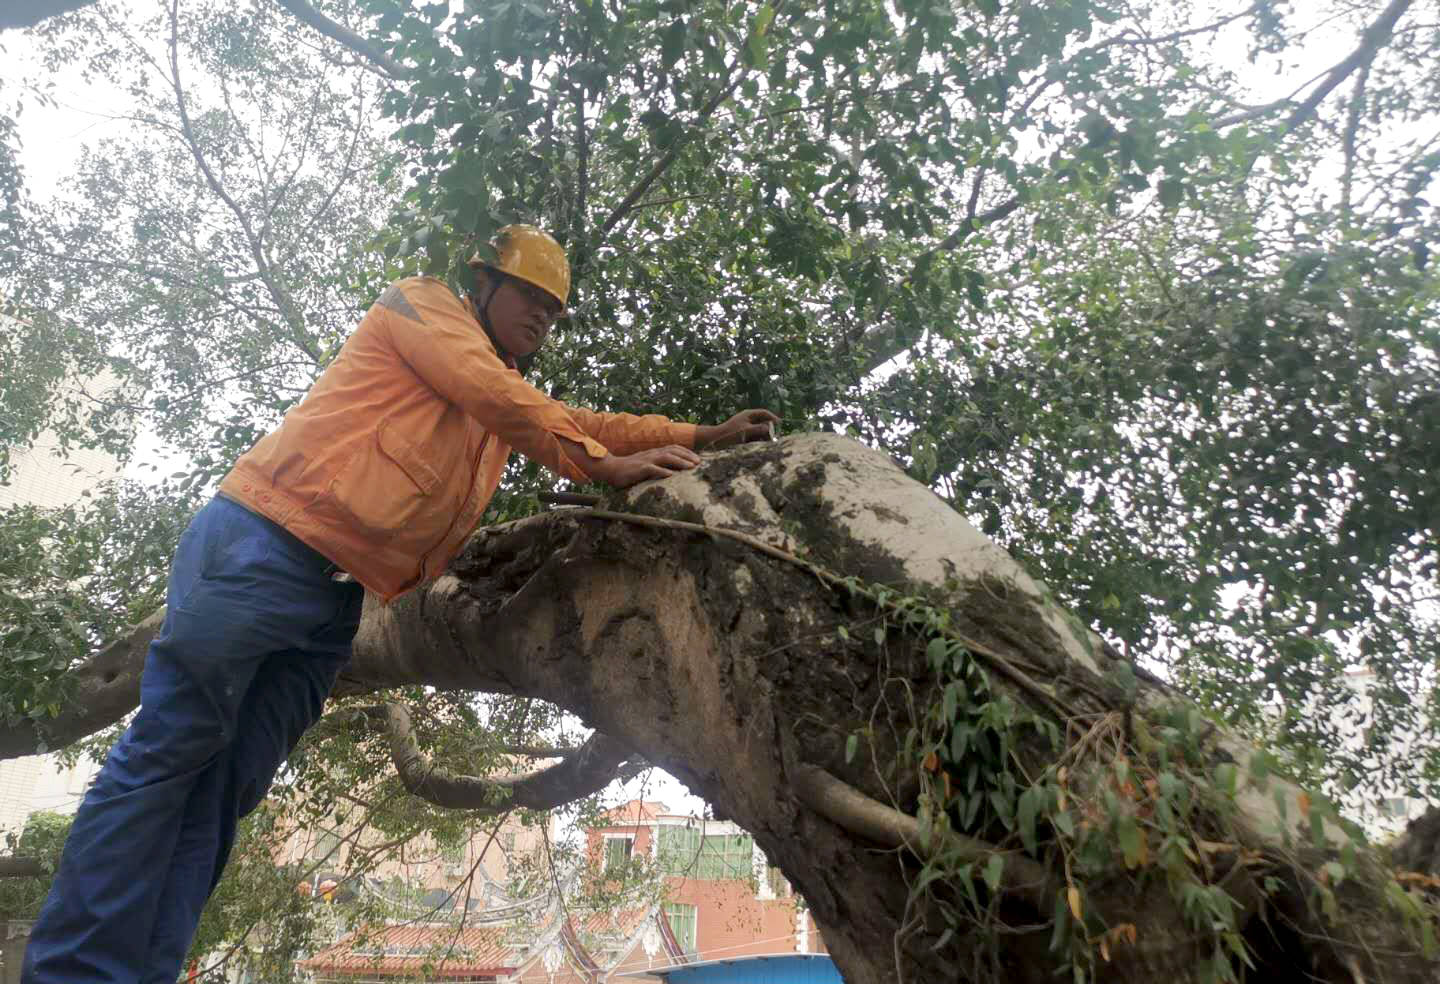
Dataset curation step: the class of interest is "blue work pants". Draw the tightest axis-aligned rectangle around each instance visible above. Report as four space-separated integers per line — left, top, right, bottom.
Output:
22 495 364 984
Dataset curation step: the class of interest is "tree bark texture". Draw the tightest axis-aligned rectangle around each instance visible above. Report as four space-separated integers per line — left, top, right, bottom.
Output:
1 434 1435 982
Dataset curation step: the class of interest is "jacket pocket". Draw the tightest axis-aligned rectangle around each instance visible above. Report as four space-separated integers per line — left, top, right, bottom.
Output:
321 419 442 543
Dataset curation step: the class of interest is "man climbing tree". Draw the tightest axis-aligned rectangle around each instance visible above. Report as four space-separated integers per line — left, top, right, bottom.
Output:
20 224 778 984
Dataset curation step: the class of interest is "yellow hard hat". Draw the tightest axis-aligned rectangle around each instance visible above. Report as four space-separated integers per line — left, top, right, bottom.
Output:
468 224 570 306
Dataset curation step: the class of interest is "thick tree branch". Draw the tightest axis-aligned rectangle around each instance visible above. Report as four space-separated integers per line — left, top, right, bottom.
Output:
272 0 402 79
499 743 579 758
373 703 643 811
0 608 157 759
0 0 94 30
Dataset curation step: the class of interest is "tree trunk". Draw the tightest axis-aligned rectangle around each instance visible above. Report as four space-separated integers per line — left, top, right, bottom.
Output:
339 433 1437 983
2 434 1435 981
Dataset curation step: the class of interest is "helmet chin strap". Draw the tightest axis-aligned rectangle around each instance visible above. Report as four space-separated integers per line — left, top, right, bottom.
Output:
468 270 525 372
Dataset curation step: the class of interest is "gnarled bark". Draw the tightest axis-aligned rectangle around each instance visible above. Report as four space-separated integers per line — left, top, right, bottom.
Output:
1 434 1435 982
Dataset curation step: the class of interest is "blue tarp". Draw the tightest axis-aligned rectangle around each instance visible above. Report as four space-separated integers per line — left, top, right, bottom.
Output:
628 953 842 983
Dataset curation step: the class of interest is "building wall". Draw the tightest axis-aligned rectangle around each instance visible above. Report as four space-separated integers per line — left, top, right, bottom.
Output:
1338 669 1430 838
667 878 822 960
587 802 826 982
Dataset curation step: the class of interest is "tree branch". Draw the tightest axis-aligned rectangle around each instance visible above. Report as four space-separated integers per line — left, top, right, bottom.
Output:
1215 0 1414 131
596 0 790 238
792 764 1052 908
0 608 158 760
372 703 644 811
499 743 578 758
272 0 402 79
0 0 95 30
1278 0 1412 136
167 0 321 365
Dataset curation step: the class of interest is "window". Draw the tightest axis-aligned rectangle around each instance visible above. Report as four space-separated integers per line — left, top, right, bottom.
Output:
604 834 634 871
663 902 698 955
698 833 753 879
657 826 702 875
658 827 754 879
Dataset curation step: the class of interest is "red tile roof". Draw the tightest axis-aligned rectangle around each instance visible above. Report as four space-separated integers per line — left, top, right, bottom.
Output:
298 923 517 979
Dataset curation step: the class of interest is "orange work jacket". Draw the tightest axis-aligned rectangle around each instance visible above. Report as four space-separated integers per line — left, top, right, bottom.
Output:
219 276 695 600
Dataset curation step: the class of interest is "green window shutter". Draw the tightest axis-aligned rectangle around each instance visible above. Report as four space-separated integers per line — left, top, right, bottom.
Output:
663 902 698 954
605 836 633 870
657 826 702 875
698 833 753 879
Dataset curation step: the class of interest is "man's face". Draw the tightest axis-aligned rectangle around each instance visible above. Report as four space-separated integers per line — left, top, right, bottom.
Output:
488 275 564 358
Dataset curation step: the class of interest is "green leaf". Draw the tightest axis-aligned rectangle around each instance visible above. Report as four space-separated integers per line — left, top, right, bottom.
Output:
1157 177 1185 208
990 790 1014 829
1017 786 1039 854
1049 890 1070 952
1052 809 1075 838
1213 762 1239 798
1116 814 1143 868
983 853 1004 892
845 732 859 763
661 19 687 67
1308 805 1327 848
752 3 776 37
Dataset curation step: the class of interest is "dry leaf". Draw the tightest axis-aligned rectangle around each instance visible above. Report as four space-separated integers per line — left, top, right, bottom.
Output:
1068 886 1083 921
1297 791 1312 814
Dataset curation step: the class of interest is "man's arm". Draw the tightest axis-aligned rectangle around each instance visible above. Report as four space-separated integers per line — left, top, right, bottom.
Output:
693 409 781 450
566 407 781 455
559 438 701 488
558 408 779 487
378 279 607 483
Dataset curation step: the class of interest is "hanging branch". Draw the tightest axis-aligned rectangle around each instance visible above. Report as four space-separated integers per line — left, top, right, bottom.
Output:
273 0 404 79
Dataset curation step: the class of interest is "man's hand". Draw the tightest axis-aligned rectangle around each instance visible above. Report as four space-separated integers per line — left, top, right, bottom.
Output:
695 409 781 451
586 445 701 488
